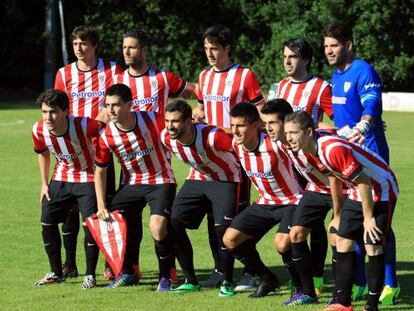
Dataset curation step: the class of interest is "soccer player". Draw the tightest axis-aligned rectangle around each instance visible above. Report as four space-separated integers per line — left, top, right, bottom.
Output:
284 111 398 311
193 25 265 290
32 89 100 289
94 84 176 291
54 25 122 279
222 102 303 298
161 100 240 296
277 37 334 295
324 22 399 304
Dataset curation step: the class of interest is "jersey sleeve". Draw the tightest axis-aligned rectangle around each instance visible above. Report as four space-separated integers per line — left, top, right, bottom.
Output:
319 84 334 120
212 128 233 152
166 71 186 97
54 69 65 91
325 144 363 181
94 131 112 167
196 71 205 104
357 64 382 119
32 122 48 154
87 118 103 148
244 70 264 104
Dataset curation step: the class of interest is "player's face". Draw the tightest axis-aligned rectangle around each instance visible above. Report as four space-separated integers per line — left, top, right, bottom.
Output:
165 111 191 140
204 39 230 69
72 37 96 62
262 113 284 142
283 46 307 78
123 37 147 68
231 116 257 146
41 103 67 132
324 37 349 67
104 95 131 124
284 121 312 152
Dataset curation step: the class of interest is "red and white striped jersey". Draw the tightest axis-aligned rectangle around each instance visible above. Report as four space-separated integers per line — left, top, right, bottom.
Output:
114 65 186 114
54 58 123 119
95 111 175 185
161 124 240 182
233 133 302 205
32 116 100 183
277 76 333 123
197 64 263 129
316 136 398 202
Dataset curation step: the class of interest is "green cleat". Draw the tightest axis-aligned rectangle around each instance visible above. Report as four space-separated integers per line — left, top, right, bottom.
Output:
219 282 235 297
170 282 201 294
379 284 400 305
313 276 324 297
351 284 368 301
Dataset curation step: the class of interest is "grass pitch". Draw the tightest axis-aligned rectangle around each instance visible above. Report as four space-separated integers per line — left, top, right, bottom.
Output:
0 103 413 310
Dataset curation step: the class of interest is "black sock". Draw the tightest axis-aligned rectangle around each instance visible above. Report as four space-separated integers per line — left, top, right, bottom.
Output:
62 209 79 267
280 248 302 288
215 225 234 283
122 210 140 274
336 251 356 307
231 241 275 281
132 211 143 268
42 224 62 276
291 241 315 297
171 219 197 284
154 234 175 279
331 245 338 298
366 254 385 309
83 226 99 276
207 215 221 272
310 225 328 278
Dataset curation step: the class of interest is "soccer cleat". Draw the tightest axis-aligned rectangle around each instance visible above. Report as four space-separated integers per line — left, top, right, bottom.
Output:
107 273 139 288
104 267 115 281
170 282 201 294
290 286 303 299
34 272 65 286
62 264 78 278
81 275 96 289
201 269 223 288
248 277 279 298
363 305 379 311
219 282 235 297
170 266 179 284
157 277 171 292
322 303 354 311
379 284 400 305
283 293 317 306
234 273 257 292
351 284 368 301
314 276 324 297
326 297 338 306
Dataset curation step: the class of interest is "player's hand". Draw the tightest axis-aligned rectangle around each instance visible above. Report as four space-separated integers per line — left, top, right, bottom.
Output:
97 208 111 222
192 107 205 123
363 217 383 244
348 128 366 144
329 217 340 231
40 184 50 203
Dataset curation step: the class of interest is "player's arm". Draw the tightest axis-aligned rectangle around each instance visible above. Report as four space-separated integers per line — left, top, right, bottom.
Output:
95 109 110 124
38 152 51 203
94 166 111 221
192 103 206 123
180 82 198 99
328 175 343 230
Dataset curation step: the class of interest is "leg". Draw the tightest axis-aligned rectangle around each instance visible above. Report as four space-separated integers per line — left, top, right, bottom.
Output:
61 202 80 277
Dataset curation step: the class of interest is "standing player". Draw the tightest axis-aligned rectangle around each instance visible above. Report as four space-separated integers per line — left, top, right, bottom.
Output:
161 100 240 296
54 25 123 279
222 102 303 298
284 111 398 311
324 23 399 304
193 25 265 290
276 38 334 294
94 84 176 291
32 89 100 289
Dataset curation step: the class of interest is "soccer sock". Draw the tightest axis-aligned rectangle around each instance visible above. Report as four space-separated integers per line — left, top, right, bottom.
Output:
215 225 234 283
354 240 367 286
231 241 275 281
366 254 385 308
310 225 328 278
83 225 99 276
42 224 62 276
331 245 338 298
335 251 356 307
61 209 79 267
207 214 221 272
154 235 174 279
134 211 143 268
280 248 302 288
291 241 315 297
383 228 398 287
122 211 140 275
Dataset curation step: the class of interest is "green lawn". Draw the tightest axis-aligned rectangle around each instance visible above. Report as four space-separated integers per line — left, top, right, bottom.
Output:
0 104 412 310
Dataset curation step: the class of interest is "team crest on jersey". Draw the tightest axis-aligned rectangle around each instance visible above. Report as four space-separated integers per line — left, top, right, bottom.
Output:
226 79 234 87
98 73 106 83
344 82 351 93
303 90 310 98
151 80 158 89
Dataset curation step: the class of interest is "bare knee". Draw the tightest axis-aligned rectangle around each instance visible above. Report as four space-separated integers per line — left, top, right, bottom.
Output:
149 215 168 241
289 226 309 243
274 233 291 253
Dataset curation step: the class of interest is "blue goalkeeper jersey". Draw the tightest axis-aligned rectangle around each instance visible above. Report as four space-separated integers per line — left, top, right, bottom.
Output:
331 58 389 163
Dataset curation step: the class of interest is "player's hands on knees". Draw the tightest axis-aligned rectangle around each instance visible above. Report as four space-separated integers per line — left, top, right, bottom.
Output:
348 128 366 144
329 217 340 231
97 208 111 222
40 184 50 203
363 217 383 244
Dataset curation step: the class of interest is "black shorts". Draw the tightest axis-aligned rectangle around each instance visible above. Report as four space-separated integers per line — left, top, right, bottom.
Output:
292 191 333 228
110 183 176 218
230 203 296 241
338 198 395 245
171 180 239 229
41 181 97 224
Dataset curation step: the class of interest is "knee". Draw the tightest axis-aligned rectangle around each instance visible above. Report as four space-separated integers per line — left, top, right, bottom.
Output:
223 229 238 249
274 234 291 253
365 244 383 256
336 236 354 252
289 226 307 243
150 215 168 241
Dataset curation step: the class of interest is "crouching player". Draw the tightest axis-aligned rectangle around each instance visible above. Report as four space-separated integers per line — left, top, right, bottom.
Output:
284 112 398 311
32 89 100 288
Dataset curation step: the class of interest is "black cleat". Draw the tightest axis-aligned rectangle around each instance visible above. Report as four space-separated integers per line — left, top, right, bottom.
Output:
248 277 279 298
62 264 78 278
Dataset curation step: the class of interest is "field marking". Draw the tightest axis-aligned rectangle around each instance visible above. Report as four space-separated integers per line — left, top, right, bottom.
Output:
0 119 25 126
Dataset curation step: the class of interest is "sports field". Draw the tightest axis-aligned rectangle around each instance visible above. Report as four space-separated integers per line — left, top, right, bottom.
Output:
0 103 413 310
